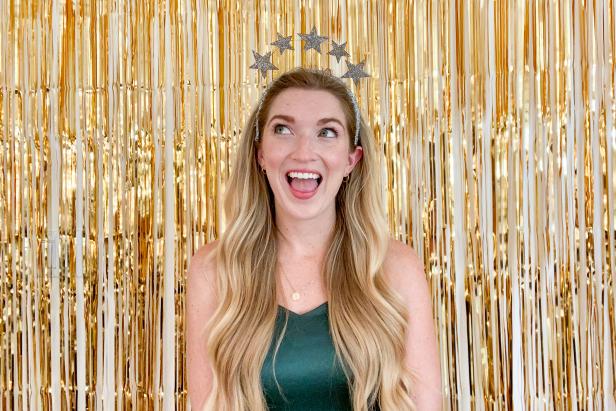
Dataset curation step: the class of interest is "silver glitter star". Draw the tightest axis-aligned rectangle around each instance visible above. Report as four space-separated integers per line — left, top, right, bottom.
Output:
270 33 293 54
249 50 278 79
341 59 370 85
328 40 350 63
298 26 329 53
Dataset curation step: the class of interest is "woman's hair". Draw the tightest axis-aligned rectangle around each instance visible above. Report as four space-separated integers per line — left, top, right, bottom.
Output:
203 68 415 410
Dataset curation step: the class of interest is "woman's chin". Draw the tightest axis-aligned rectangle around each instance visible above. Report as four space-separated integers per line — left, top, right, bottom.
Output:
274 197 332 222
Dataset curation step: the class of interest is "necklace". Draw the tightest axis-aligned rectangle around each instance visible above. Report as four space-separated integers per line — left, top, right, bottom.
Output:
278 264 316 301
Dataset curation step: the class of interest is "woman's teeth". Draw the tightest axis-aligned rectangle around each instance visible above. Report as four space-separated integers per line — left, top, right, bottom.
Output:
287 171 320 180
286 171 322 185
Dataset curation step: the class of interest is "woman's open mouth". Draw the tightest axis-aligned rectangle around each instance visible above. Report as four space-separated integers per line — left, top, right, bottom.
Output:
286 171 323 199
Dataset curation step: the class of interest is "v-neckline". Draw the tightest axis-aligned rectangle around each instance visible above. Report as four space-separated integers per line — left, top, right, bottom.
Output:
278 301 328 317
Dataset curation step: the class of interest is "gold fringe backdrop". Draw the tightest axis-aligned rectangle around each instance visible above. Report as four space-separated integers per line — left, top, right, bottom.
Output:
0 0 614 410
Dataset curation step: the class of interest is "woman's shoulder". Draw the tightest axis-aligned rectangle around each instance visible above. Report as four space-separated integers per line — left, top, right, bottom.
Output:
186 240 219 409
187 240 219 292
384 238 424 272
385 239 442 405
383 238 427 303
191 239 219 267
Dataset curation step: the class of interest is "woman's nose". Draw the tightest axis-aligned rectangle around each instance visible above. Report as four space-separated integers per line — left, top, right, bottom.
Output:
291 134 317 159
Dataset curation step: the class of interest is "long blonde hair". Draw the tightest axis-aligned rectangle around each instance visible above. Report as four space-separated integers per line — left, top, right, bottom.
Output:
203 68 415 410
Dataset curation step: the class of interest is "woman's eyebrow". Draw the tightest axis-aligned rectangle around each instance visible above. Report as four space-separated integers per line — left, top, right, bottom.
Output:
317 117 344 128
266 114 295 127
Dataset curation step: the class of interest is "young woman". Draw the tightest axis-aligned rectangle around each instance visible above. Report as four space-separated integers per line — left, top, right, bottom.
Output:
186 68 441 410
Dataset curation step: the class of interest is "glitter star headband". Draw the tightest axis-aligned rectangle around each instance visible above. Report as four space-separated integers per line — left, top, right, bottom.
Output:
250 27 369 146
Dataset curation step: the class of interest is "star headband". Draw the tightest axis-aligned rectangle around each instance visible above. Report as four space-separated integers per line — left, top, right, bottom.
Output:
250 27 369 146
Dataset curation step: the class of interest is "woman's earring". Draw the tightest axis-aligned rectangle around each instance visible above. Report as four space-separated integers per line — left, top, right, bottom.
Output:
343 174 350 183
262 167 267 174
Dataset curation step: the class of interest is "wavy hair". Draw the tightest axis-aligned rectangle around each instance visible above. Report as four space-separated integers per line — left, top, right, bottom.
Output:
203 68 415 410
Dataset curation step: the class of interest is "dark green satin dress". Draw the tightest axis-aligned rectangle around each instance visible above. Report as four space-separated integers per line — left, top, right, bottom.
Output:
260 302 354 410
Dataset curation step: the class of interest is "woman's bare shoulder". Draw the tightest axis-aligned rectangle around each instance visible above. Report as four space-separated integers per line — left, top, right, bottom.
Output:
188 240 219 285
383 238 426 292
186 240 220 309
384 238 442 407
186 240 219 410
190 239 219 271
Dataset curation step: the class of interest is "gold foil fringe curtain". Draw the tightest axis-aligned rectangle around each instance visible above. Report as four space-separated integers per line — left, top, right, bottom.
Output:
0 0 614 410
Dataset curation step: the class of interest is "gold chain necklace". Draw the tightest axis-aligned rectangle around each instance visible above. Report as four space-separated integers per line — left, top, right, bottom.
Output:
279 264 317 301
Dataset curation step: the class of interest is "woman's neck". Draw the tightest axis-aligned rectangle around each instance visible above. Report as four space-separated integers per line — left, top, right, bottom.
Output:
274 208 336 261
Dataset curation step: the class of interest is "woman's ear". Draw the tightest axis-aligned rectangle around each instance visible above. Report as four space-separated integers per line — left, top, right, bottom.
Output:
346 145 363 174
257 147 263 168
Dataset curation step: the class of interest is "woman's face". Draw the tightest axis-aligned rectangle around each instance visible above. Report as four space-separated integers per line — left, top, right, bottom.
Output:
257 87 363 221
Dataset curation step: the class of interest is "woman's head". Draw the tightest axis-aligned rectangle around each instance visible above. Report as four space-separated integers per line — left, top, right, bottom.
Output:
227 68 379 227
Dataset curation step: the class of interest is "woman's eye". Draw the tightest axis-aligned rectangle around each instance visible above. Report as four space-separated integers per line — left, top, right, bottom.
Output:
320 128 338 138
274 124 291 134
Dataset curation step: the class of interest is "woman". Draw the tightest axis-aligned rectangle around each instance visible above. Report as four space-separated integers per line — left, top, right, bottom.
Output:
186 68 441 410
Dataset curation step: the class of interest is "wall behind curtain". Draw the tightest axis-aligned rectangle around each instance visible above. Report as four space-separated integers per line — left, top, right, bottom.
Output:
0 0 614 410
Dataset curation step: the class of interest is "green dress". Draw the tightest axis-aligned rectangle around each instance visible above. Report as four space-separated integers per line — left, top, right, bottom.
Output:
260 302 354 410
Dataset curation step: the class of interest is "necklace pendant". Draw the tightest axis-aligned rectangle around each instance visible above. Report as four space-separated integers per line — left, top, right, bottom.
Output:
291 292 300 301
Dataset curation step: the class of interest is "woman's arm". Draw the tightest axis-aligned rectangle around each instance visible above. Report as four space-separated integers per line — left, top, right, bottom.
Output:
386 240 443 410
186 241 219 411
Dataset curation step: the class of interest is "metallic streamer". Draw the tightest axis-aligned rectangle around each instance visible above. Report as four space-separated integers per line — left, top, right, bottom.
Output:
49 0 61 409
0 1 615 410
163 2 176 411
